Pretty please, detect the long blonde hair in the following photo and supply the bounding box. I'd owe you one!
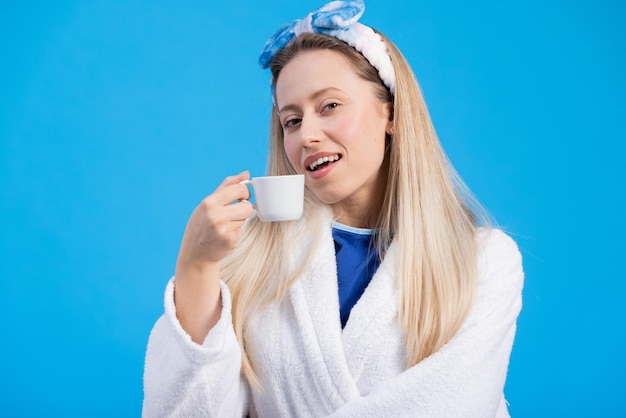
[220,32,488,387]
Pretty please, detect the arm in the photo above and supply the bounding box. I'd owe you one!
[331,230,524,418]
[143,280,250,417]
[174,171,253,342]
[143,172,255,417]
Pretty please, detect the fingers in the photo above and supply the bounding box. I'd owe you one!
[179,173,255,266]
[197,193,253,225]
[216,170,250,192]
[212,171,252,204]
[223,219,247,233]
[228,199,255,222]
[199,170,255,223]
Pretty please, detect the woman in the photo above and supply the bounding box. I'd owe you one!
[143,1,524,416]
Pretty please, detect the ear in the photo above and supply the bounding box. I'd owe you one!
[384,102,394,135]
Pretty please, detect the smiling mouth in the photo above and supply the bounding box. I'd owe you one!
[307,154,342,172]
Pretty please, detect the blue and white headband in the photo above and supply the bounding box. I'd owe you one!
[258,0,396,95]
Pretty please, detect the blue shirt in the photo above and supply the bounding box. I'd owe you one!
[332,222,381,328]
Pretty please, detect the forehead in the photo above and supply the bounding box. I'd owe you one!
[274,49,364,104]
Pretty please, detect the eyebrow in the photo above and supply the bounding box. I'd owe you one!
[277,87,343,115]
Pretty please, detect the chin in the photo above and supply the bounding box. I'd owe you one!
[310,190,344,206]
[306,180,351,206]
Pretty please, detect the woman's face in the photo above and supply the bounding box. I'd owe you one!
[275,49,393,227]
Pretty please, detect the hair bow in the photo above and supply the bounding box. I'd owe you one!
[258,0,395,95]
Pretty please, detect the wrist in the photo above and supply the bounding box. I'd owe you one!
[175,259,220,281]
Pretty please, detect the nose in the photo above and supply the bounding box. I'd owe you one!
[299,114,323,147]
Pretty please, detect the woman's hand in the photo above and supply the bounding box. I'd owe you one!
[173,171,254,343]
[176,171,254,273]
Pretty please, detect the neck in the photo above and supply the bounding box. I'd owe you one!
[332,208,378,229]
[332,159,389,229]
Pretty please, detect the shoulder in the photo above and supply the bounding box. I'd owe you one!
[476,228,521,258]
[475,228,524,293]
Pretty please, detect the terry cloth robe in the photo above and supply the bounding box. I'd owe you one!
[143,226,524,417]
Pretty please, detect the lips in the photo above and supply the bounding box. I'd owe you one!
[306,154,342,172]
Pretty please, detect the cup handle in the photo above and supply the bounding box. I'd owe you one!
[238,180,256,213]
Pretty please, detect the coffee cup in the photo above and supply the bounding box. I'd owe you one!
[240,174,305,222]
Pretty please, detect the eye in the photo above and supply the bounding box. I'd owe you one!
[322,102,339,112]
[282,117,301,128]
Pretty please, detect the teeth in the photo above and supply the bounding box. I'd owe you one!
[309,155,340,171]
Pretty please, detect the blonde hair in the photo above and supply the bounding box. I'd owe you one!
[220,32,489,387]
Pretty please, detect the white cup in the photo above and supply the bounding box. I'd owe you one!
[240,174,305,222]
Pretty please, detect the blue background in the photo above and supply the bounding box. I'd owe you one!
[1,1,624,416]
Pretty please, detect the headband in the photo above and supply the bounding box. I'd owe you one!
[258,0,396,95]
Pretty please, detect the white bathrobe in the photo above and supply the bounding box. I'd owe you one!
[143,226,524,417]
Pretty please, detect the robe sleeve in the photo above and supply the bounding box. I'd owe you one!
[142,278,250,417]
[329,229,524,418]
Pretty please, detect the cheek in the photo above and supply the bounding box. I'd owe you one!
[336,113,383,150]
[283,137,300,169]
[328,115,359,143]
